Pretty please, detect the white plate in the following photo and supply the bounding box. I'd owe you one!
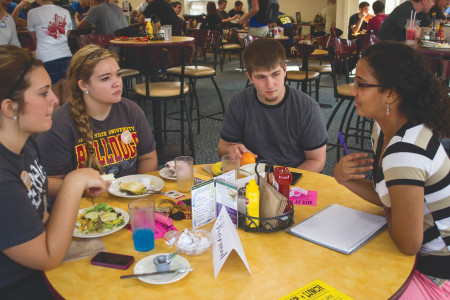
[108,175,164,198]
[73,207,129,238]
[424,45,450,52]
[239,163,266,176]
[159,167,176,180]
[134,254,191,285]
[421,40,440,47]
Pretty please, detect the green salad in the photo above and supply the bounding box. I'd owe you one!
[75,203,125,234]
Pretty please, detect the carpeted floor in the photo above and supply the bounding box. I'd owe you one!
[131,52,373,177]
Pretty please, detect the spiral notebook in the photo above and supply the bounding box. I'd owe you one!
[287,204,387,254]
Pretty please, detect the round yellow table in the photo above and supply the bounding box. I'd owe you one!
[46,166,414,299]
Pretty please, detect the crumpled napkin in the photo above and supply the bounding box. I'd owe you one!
[165,160,176,176]
[62,238,106,263]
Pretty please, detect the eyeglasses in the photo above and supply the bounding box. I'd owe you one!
[353,80,382,90]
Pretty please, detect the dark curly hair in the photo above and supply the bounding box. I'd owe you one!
[361,42,450,137]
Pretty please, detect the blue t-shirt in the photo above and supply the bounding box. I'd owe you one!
[70,1,89,15]
[7,2,26,20]
[248,0,266,28]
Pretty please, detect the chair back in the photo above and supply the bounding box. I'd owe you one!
[327,46,340,98]
[243,35,261,47]
[77,33,113,49]
[332,38,357,60]
[356,33,379,52]
[68,29,92,54]
[315,35,336,49]
[191,30,221,69]
[18,32,35,51]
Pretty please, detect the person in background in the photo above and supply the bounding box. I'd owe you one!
[217,0,239,28]
[238,0,269,37]
[377,0,433,42]
[275,11,293,43]
[218,38,327,172]
[348,1,371,39]
[228,0,243,18]
[27,0,72,106]
[171,1,184,21]
[428,0,447,20]
[36,45,157,203]
[70,0,89,21]
[75,0,128,37]
[0,0,28,27]
[139,0,179,26]
[200,1,222,31]
[0,45,109,300]
[311,0,336,38]
[0,4,20,46]
[132,0,149,19]
[322,0,336,35]
[334,42,449,300]
[367,1,387,34]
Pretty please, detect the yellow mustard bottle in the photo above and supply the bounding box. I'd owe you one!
[245,179,260,228]
[145,19,153,38]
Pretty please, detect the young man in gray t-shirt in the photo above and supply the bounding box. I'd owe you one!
[218,38,328,172]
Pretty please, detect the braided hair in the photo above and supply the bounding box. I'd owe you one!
[66,44,118,172]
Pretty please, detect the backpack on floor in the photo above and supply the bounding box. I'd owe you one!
[255,0,279,24]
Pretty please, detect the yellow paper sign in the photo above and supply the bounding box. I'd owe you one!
[279,280,353,300]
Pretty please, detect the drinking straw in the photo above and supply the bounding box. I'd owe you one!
[410,10,413,28]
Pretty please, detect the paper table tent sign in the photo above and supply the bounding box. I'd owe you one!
[211,208,251,278]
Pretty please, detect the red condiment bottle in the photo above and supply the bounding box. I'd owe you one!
[273,167,292,212]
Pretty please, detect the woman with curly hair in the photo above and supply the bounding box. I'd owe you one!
[37,45,157,206]
[0,45,109,299]
[334,41,449,299]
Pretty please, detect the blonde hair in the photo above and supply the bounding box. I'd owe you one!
[66,44,118,172]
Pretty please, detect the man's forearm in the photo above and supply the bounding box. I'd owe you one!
[296,158,325,173]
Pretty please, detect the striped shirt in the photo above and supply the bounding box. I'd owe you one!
[372,122,450,279]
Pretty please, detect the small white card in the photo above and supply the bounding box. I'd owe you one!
[211,207,251,279]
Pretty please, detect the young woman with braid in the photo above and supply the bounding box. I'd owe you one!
[37,45,157,205]
[334,42,450,299]
[0,45,109,299]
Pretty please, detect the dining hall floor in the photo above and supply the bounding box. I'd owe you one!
[129,52,372,177]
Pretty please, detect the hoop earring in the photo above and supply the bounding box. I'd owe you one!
[386,103,390,117]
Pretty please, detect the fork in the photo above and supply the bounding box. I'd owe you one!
[90,196,102,231]
[145,189,168,196]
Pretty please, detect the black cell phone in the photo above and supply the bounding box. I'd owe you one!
[291,172,303,185]
[91,252,134,270]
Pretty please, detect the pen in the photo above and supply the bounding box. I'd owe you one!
[338,131,349,155]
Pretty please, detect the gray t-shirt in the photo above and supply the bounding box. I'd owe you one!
[377,1,431,41]
[37,98,155,178]
[83,3,128,36]
[0,138,47,288]
[220,85,328,168]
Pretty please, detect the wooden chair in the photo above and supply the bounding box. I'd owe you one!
[133,45,195,161]
[166,30,224,134]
